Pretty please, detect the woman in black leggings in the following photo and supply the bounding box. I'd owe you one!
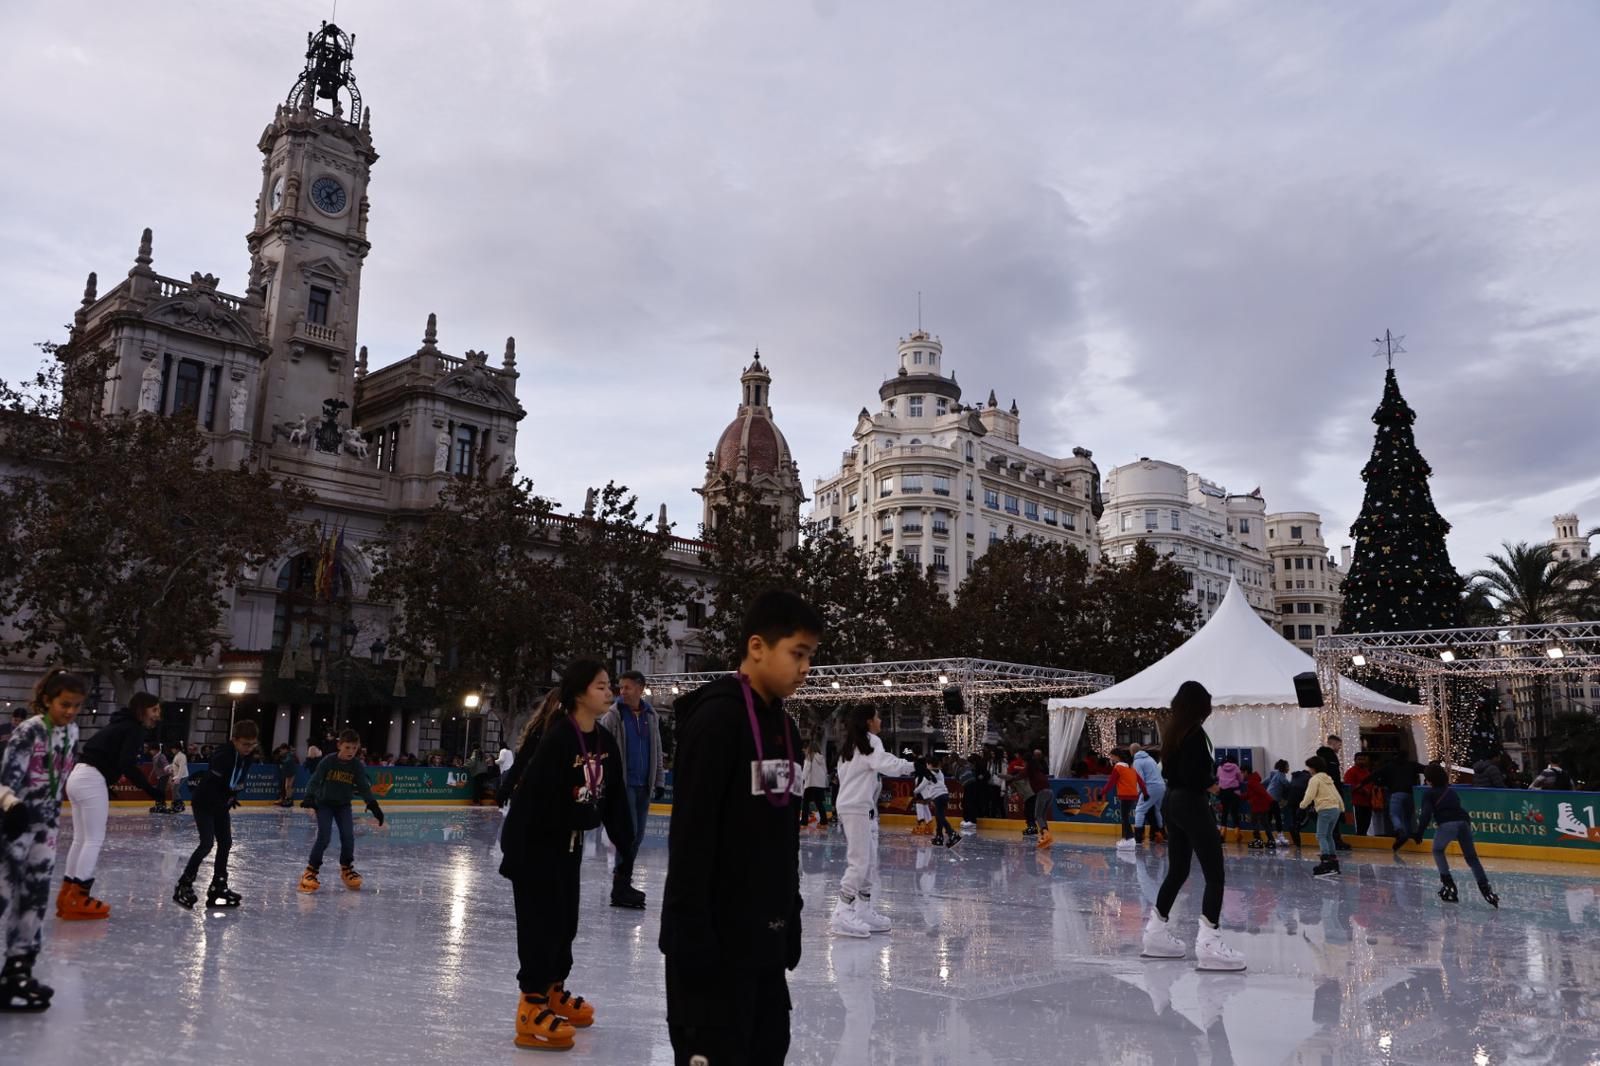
[1139,681,1246,971]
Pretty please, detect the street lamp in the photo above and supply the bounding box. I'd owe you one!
[462,692,482,759]
[226,678,248,732]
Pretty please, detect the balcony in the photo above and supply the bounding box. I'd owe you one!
[1004,506,1020,516]
[931,525,950,537]
[932,487,951,496]
[901,525,923,535]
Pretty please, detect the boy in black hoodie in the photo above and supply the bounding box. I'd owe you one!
[660,589,824,1066]
[173,720,259,909]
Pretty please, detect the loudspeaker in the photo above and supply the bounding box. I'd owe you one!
[1293,672,1324,709]
[941,686,965,716]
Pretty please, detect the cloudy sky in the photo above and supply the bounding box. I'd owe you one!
[3,1,1597,571]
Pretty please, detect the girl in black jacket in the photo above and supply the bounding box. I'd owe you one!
[499,660,634,1052]
[59,693,165,919]
[1141,681,1246,971]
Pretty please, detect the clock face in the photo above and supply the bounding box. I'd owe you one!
[310,176,347,216]
[270,176,284,211]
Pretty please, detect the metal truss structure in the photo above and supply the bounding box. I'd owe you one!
[645,658,1112,755]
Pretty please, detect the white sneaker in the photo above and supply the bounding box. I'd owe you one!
[854,898,892,933]
[961,821,976,830]
[829,900,871,938]
[1140,911,1187,959]
[1194,919,1246,971]
[1116,837,1136,851]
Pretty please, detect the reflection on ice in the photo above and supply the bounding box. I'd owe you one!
[8,808,1599,1065]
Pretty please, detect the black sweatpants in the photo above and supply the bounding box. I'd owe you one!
[182,801,232,883]
[666,958,790,1066]
[512,850,581,994]
[1155,788,1226,926]
[932,795,956,839]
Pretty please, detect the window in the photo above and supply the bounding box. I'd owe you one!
[936,398,949,416]
[1063,512,1076,530]
[966,551,974,570]
[1295,580,1306,590]
[1239,518,1250,534]
[932,548,947,571]
[1290,525,1303,539]
[902,475,923,493]
[1121,512,1134,532]
[913,351,922,365]
[684,653,711,673]
[879,477,894,497]
[1227,558,1234,573]
[172,359,205,416]
[1294,557,1305,570]
[1024,500,1039,520]
[902,514,923,533]
[1283,559,1292,572]
[881,515,895,535]
[1296,602,1311,614]
[1268,527,1275,538]
[1314,625,1326,636]
[1043,507,1057,526]
[1282,625,1296,640]
[965,441,975,462]
[848,492,859,512]
[932,514,949,535]
[988,525,999,545]
[903,546,920,566]
[1298,625,1313,641]
[201,364,222,429]
[685,602,707,630]
[307,286,331,326]
[1145,509,1158,531]
[966,475,974,500]
[909,396,924,417]
[932,475,951,496]
[1313,603,1324,614]
[1170,510,1181,531]
[1204,551,1212,567]
[453,423,477,475]
[1004,495,1020,515]
[984,489,1000,509]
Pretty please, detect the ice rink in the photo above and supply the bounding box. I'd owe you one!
[7,807,1599,1065]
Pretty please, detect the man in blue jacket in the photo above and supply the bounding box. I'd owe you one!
[599,670,662,910]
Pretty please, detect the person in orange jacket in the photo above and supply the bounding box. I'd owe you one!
[1107,748,1148,851]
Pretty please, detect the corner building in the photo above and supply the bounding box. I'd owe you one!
[810,331,1104,594]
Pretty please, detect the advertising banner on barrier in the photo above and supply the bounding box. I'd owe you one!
[879,777,1122,823]
[1422,787,1600,853]
[111,764,477,803]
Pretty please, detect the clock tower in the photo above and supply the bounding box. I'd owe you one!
[247,21,378,443]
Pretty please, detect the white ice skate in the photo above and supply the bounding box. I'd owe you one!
[854,898,892,933]
[1557,803,1589,841]
[1140,911,1187,959]
[829,899,871,938]
[1194,919,1246,972]
[1116,837,1136,851]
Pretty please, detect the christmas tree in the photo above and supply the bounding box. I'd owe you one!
[1465,689,1504,764]
[1337,367,1463,634]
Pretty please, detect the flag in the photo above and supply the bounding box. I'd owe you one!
[331,521,346,599]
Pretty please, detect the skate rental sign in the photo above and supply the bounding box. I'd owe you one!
[1416,787,1600,852]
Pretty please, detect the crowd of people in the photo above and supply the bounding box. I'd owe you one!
[0,585,1569,1062]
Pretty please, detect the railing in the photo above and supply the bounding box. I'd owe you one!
[435,353,465,373]
[154,274,246,312]
[301,321,339,343]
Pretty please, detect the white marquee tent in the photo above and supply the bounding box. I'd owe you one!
[1046,581,1427,775]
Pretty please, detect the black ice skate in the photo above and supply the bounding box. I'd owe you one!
[0,953,52,1012]
[173,877,198,910]
[1438,876,1459,903]
[1477,879,1499,908]
[207,877,242,908]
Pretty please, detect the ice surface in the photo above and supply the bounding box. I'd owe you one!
[6,809,1598,1065]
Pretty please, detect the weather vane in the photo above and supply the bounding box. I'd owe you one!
[1371,329,1406,369]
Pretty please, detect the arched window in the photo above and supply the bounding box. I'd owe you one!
[272,552,353,651]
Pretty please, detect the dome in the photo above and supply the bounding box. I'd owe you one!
[714,411,792,476]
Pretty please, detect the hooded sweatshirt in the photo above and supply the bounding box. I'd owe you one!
[835,733,915,814]
[1132,750,1165,798]
[658,674,804,975]
[913,768,949,801]
[1215,761,1243,792]
[79,707,164,802]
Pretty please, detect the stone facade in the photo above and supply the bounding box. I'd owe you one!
[810,331,1103,595]
[1264,511,1345,652]
[1098,459,1274,624]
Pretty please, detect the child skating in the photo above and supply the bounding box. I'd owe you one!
[499,660,636,1052]
[1107,748,1148,851]
[832,705,915,936]
[1301,756,1345,879]
[59,691,165,919]
[918,755,958,848]
[1415,764,1499,907]
[298,729,384,893]
[0,669,87,1012]
[173,720,259,910]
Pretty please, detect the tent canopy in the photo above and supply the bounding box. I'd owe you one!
[1045,581,1424,774]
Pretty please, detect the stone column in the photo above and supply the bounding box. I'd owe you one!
[405,714,421,756]
[271,704,292,749]
[386,713,403,759]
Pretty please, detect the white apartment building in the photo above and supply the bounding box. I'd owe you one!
[1265,512,1346,652]
[1097,459,1273,623]
[810,331,1103,593]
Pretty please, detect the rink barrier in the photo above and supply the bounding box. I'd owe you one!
[96,764,480,806]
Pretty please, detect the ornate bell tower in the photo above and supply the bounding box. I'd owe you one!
[247,22,379,445]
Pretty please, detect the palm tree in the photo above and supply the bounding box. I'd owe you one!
[1468,541,1599,764]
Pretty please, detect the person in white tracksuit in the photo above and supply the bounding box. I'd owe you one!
[831,706,914,938]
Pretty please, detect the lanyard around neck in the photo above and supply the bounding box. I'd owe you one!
[568,716,601,795]
[737,673,792,808]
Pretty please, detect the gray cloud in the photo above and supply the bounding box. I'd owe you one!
[2,0,1597,571]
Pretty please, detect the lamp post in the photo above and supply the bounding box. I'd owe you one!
[226,678,248,734]
[310,620,362,734]
[462,691,482,759]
